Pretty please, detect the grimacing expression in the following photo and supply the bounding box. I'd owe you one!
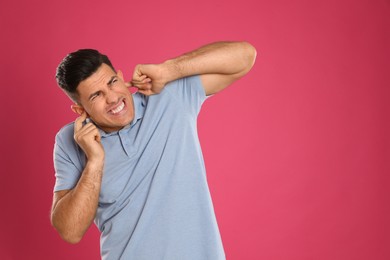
[72,64,135,133]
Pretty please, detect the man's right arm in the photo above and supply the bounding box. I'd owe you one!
[51,112,105,244]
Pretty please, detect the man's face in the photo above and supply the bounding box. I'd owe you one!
[73,63,135,133]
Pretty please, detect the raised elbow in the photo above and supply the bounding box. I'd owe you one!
[233,41,257,77]
[242,41,257,69]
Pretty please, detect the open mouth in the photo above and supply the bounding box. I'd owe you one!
[109,100,125,115]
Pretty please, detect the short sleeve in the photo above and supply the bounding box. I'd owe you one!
[164,75,209,116]
[53,124,84,192]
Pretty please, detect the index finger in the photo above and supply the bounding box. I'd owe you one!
[74,111,87,132]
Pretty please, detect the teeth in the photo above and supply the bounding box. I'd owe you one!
[110,101,125,114]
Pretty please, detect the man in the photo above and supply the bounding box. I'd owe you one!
[51,41,256,259]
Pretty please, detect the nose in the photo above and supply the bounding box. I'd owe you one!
[105,89,118,104]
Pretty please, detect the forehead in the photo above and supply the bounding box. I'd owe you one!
[77,64,116,97]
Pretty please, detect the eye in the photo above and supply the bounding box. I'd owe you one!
[108,77,118,88]
[90,92,101,101]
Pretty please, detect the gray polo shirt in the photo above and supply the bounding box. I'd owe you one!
[53,76,225,260]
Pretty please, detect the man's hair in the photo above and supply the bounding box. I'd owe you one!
[56,49,115,102]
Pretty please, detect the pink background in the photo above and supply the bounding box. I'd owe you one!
[1,0,389,259]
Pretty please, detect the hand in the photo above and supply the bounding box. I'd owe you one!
[74,112,104,162]
[127,64,168,96]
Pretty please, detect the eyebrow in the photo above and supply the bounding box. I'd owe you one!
[87,76,117,101]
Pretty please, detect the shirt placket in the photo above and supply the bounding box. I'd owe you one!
[119,128,133,157]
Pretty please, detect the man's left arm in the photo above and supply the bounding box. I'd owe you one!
[129,41,257,96]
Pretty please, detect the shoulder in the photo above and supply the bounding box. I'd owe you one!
[163,75,207,116]
[56,122,75,141]
[54,122,77,152]
[164,75,203,92]
[54,121,85,166]
[160,75,206,104]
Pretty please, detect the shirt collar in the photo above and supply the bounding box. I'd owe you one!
[129,92,146,127]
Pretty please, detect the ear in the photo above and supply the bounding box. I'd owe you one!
[71,103,85,115]
[117,69,124,80]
